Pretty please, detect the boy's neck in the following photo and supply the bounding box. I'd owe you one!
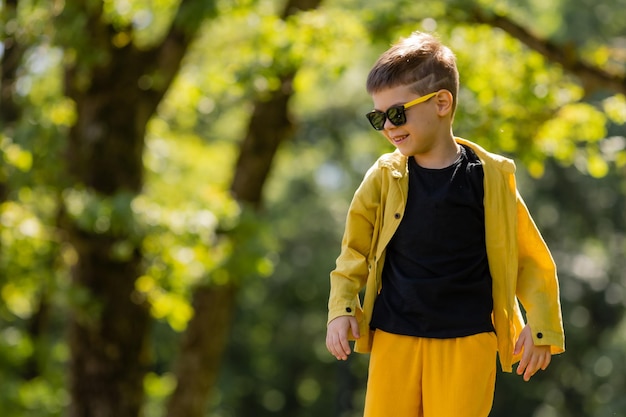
[412,134,460,169]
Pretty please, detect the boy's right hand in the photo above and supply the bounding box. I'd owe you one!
[326,315,360,361]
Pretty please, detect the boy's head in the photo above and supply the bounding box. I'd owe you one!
[366,32,459,116]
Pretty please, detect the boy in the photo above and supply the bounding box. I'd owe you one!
[326,31,565,417]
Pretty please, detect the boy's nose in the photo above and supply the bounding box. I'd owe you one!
[383,117,397,130]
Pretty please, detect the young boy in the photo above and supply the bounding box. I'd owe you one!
[326,31,565,417]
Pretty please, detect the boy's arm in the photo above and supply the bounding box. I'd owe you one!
[327,167,381,324]
[515,193,565,355]
[327,165,382,362]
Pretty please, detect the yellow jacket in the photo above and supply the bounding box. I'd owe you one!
[328,138,565,372]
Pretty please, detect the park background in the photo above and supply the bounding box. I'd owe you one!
[1,0,625,416]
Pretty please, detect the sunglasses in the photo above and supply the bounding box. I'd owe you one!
[365,91,438,131]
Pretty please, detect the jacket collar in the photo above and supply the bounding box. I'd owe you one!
[376,137,516,177]
[456,137,516,174]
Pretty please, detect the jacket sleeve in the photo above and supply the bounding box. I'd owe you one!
[515,192,565,354]
[327,164,382,326]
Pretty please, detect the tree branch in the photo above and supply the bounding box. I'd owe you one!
[138,0,218,108]
[469,8,626,96]
[230,0,324,205]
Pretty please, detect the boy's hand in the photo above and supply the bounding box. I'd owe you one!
[514,324,552,382]
[326,315,359,361]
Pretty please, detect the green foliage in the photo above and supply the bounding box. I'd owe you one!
[603,94,626,125]
[101,0,181,45]
[139,130,237,330]
[1,136,32,177]
[1,0,626,416]
[448,24,582,176]
[1,3,70,410]
[537,103,609,177]
[0,193,68,416]
[63,188,140,238]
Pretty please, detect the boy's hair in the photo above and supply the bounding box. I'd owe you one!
[366,31,459,115]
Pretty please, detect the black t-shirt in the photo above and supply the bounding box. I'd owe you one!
[370,145,494,338]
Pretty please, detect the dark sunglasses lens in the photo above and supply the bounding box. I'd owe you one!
[387,106,406,126]
[367,111,387,130]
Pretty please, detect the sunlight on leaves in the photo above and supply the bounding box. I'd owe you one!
[152,293,194,331]
[450,24,585,165]
[37,88,73,132]
[2,140,33,172]
[18,377,68,413]
[136,275,194,331]
[144,372,176,399]
[1,283,35,318]
[585,151,610,178]
[62,188,139,237]
[102,0,180,46]
[602,94,626,125]
[537,103,607,163]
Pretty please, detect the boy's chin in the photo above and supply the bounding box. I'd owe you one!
[396,148,414,157]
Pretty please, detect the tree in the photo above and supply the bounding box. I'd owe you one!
[53,0,218,415]
[164,1,324,416]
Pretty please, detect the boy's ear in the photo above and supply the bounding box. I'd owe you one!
[435,90,454,116]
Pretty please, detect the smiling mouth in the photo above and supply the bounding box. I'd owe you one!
[391,135,408,143]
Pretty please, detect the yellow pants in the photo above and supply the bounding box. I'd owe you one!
[364,330,497,417]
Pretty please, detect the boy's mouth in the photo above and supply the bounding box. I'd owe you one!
[391,134,408,144]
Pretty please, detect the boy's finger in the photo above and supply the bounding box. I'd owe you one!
[326,331,346,360]
[340,334,352,356]
[350,317,360,339]
[513,337,523,355]
[524,367,535,381]
[524,355,540,381]
[516,353,529,375]
[332,341,347,360]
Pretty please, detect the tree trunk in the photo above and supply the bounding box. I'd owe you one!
[66,234,150,417]
[165,285,237,417]
[230,74,295,206]
[165,1,323,416]
[0,0,25,202]
[164,74,295,417]
[58,1,215,415]
[63,58,156,415]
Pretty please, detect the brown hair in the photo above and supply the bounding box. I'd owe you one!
[366,32,459,114]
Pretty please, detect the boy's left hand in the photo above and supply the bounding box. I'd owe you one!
[514,324,551,382]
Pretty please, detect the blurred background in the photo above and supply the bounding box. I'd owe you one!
[1,0,625,416]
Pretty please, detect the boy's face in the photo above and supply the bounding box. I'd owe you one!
[370,85,452,158]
